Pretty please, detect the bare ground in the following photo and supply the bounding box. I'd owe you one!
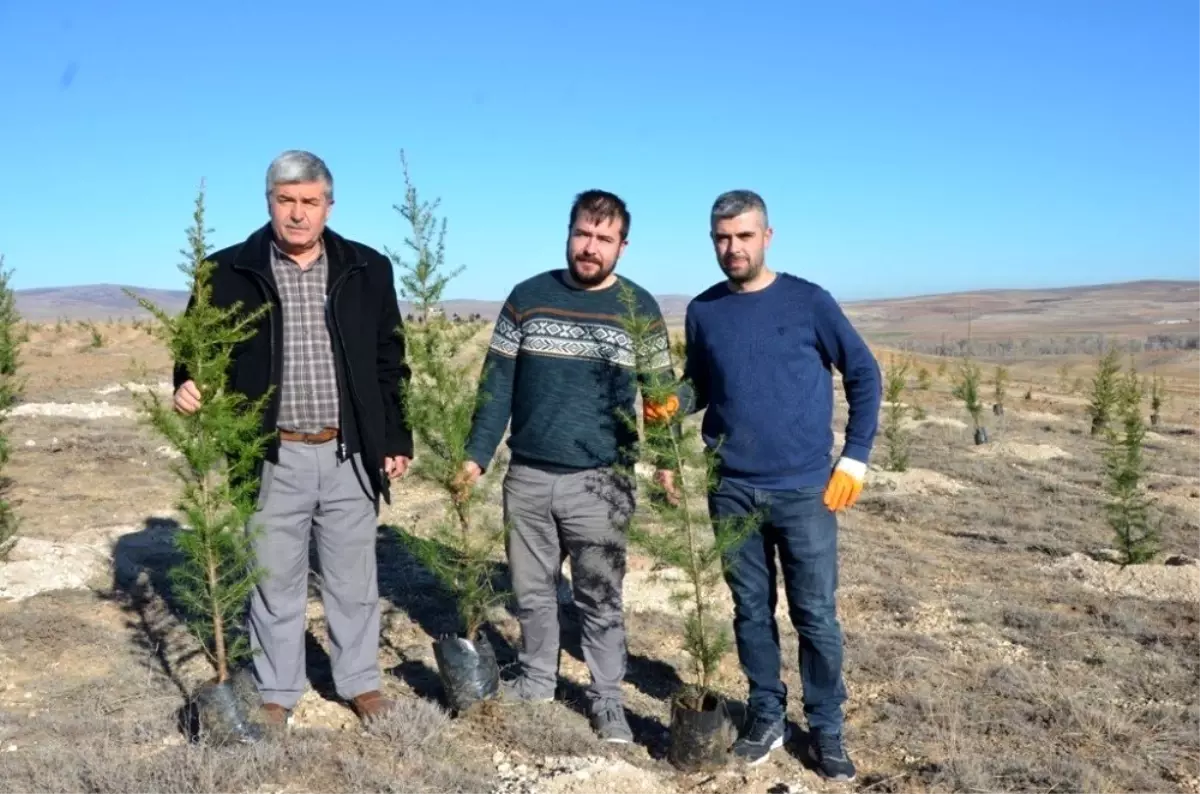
[1,322,1198,793]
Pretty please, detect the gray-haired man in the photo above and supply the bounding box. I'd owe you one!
[172,150,413,727]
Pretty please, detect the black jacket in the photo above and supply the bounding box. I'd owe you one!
[172,223,413,504]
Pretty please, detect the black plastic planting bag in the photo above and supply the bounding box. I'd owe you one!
[194,676,265,746]
[667,690,734,773]
[433,634,500,714]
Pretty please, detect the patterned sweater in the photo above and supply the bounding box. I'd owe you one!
[465,270,676,472]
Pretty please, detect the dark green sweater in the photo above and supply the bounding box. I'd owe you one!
[465,270,676,472]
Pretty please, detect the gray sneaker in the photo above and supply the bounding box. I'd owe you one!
[732,714,789,766]
[589,700,633,744]
[498,676,555,704]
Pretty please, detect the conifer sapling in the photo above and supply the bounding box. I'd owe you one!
[952,355,986,443]
[615,285,755,707]
[992,364,1008,416]
[0,257,22,561]
[1088,346,1122,436]
[388,152,505,643]
[1103,360,1159,565]
[882,354,911,472]
[125,185,273,683]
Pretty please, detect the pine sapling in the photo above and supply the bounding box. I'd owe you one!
[1103,362,1159,565]
[0,257,22,561]
[992,364,1009,416]
[615,284,756,768]
[882,354,911,472]
[388,152,505,646]
[1088,346,1122,436]
[952,356,986,443]
[124,185,273,684]
[916,366,932,391]
[1148,373,1165,427]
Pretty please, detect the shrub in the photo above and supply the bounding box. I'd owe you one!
[124,185,273,682]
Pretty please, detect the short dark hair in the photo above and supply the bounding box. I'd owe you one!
[570,189,630,241]
[711,189,768,227]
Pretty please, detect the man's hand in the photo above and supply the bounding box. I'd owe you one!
[384,455,411,479]
[453,460,482,501]
[173,380,202,414]
[823,457,866,512]
[654,468,680,506]
[643,394,680,424]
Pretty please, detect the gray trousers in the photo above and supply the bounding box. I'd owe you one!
[246,440,380,709]
[502,461,634,705]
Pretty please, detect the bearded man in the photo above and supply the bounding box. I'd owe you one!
[457,190,682,744]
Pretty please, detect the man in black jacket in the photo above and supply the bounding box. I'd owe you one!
[172,150,412,728]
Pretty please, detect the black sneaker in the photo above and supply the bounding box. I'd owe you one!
[732,714,789,766]
[807,729,857,782]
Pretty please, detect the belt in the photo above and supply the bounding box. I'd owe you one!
[278,427,338,444]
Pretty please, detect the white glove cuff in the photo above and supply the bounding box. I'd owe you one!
[835,456,867,481]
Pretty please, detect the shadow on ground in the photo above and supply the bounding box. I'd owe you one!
[378,523,678,756]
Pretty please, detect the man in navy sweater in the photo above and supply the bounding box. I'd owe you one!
[657,190,881,778]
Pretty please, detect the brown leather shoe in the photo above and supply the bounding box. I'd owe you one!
[349,690,396,723]
[256,703,289,727]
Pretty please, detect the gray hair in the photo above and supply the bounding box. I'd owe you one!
[266,150,334,200]
[711,189,768,227]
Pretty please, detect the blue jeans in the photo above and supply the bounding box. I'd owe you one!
[709,477,847,733]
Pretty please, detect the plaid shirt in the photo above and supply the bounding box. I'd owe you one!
[270,242,340,433]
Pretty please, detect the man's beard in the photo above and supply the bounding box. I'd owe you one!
[720,253,763,284]
[568,253,615,286]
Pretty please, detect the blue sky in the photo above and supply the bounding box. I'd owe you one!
[0,0,1196,302]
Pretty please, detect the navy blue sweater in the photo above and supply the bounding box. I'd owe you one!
[683,273,882,489]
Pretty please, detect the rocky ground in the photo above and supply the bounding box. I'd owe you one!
[1,321,1198,793]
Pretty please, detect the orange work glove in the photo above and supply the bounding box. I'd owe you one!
[643,394,680,424]
[823,457,867,512]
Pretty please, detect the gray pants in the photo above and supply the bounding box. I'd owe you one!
[502,462,634,705]
[246,440,380,709]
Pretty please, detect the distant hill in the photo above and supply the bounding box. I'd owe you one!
[13,283,694,324]
[14,280,1198,345]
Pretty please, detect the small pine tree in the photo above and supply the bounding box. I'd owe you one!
[1103,362,1158,565]
[1148,372,1165,427]
[0,258,22,560]
[1088,346,1122,436]
[952,356,985,439]
[124,185,273,683]
[916,366,932,391]
[992,364,1009,415]
[389,152,505,643]
[1058,363,1072,392]
[936,360,947,378]
[882,354,911,472]
[615,284,755,708]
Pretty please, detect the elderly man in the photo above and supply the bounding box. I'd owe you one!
[661,190,881,778]
[172,150,412,727]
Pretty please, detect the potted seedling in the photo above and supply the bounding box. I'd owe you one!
[952,355,988,444]
[389,153,505,713]
[126,185,273,744]
[616,285,756,772]
[992,365,1008,416]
